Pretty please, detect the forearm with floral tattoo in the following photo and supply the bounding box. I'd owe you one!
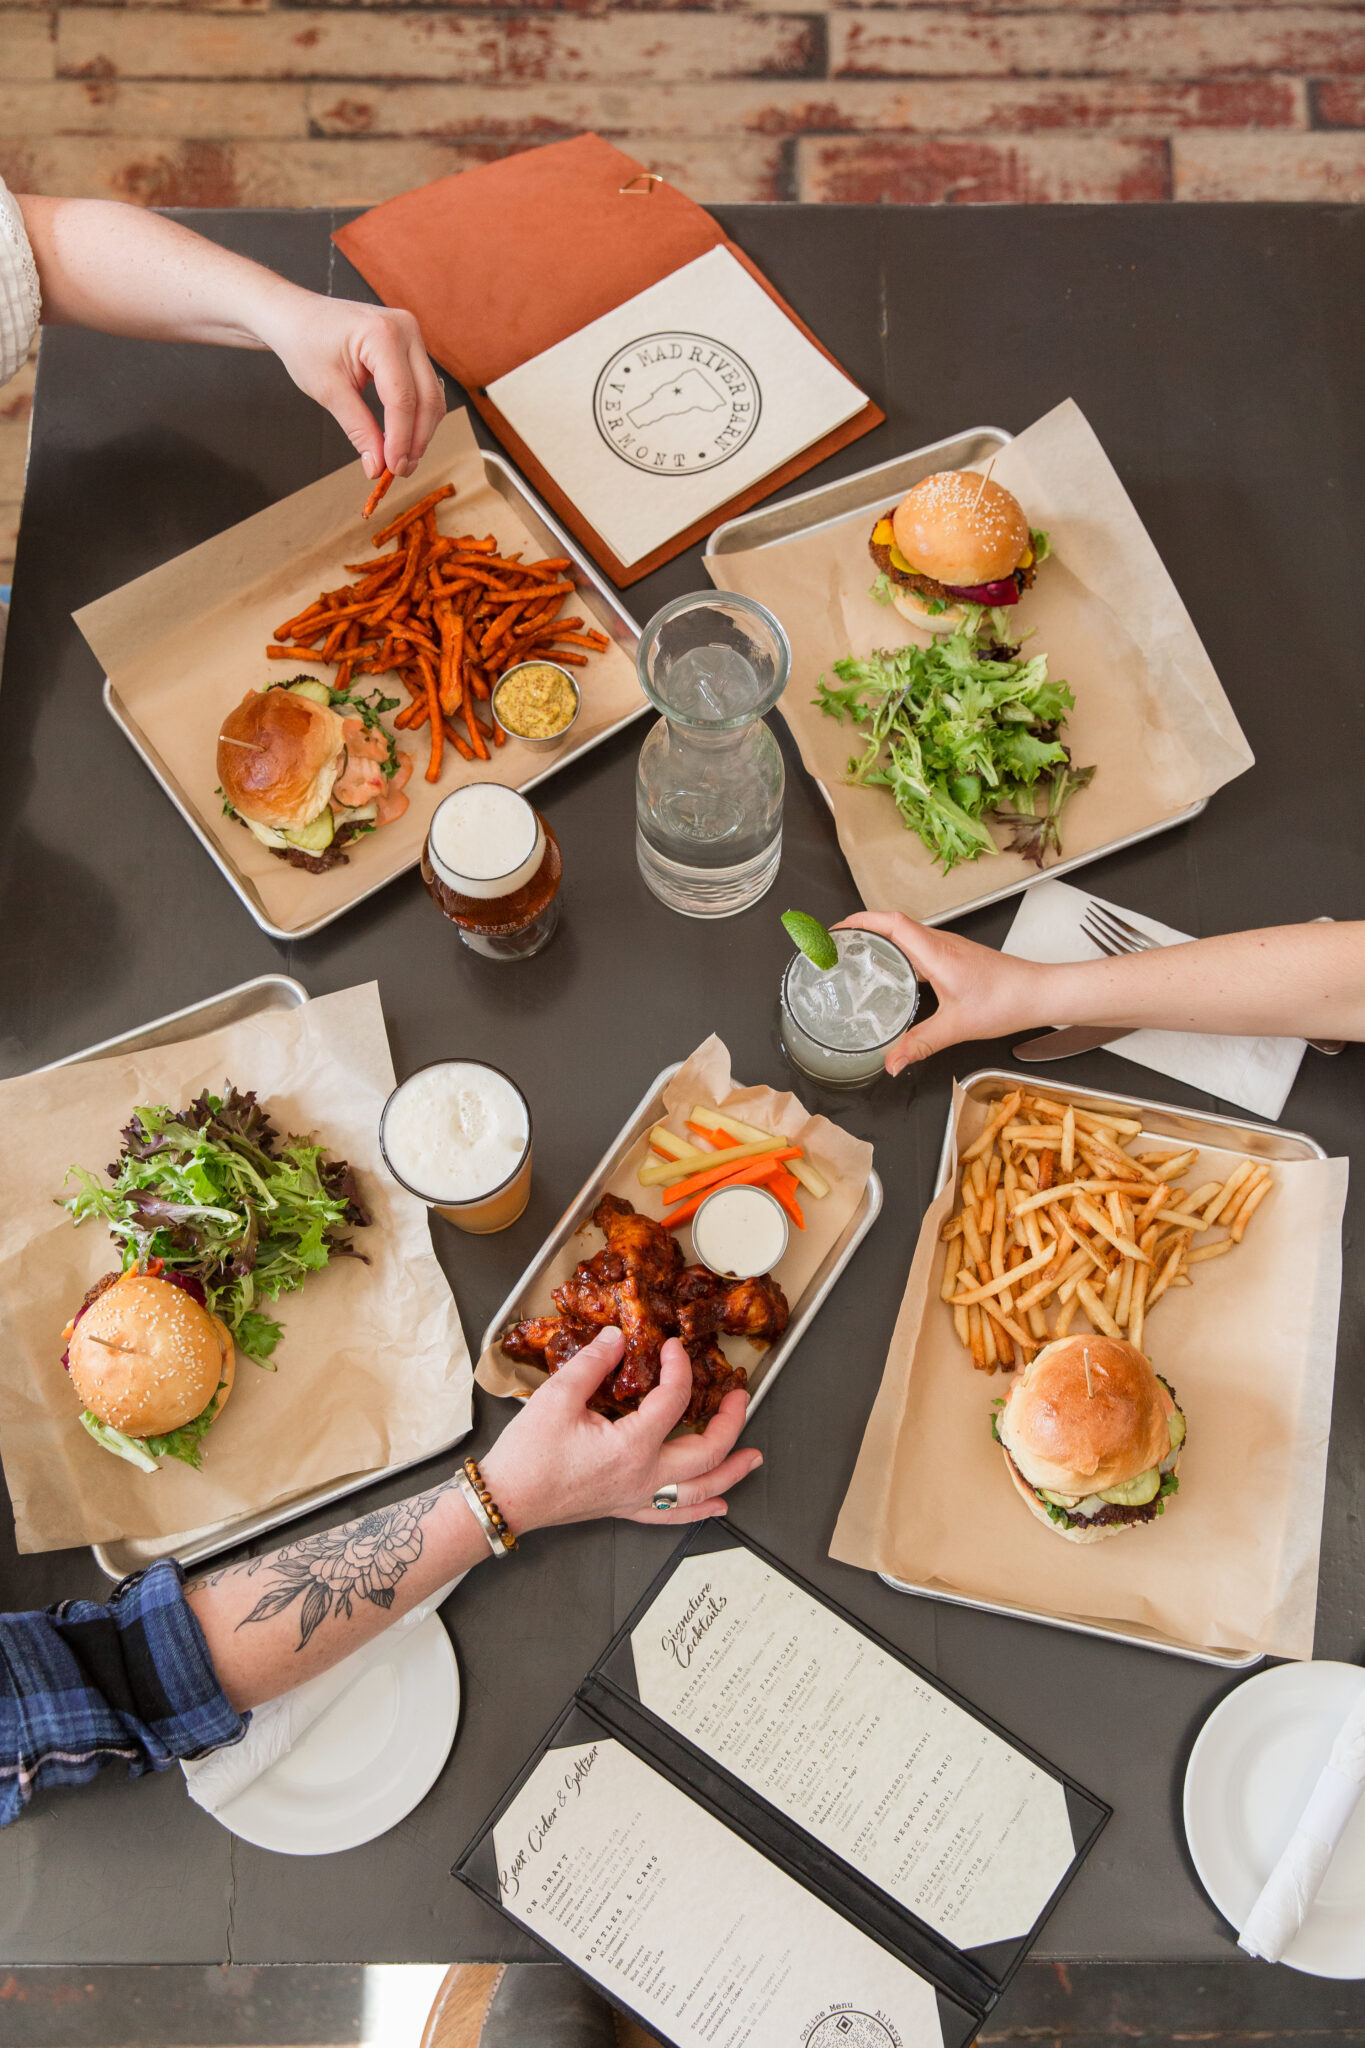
[184,1477,491,1712]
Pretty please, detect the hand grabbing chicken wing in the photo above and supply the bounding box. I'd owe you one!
[500,1195,787,1424]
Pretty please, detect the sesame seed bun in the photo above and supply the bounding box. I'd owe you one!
[998,1336,1173,1499]
[68,1272,234,1438]
[217,687,346,833]
[892,471,1031,589]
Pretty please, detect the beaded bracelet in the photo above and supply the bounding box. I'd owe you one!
[456,1455,518,1558]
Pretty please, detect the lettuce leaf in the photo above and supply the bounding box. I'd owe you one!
[814,627,1094,872]
[63,1086,369,1377]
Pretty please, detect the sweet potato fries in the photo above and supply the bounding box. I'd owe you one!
[268,481,611,781]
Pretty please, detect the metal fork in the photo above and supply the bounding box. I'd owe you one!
[1080,904,1343,1055]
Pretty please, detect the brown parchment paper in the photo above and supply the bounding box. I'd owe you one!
[0,984,472,1554]
[705,398,1255,920]
[830,1082,1348,1662]
[72,409,642,937]
[476,1034,874,1409]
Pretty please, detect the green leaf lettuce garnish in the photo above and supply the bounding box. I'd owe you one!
[814,627,1094,874]
[63,1085,369,1367]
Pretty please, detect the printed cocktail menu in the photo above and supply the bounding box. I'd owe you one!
[456,1525,1107,2047]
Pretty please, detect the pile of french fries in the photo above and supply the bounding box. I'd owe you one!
[639,1107,829,1232]
[940,1087,1275,1372]
[267,481,610,781]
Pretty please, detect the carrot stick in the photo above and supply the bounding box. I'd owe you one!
[661,1148,799,1206]
[686,1122,740,1149]
[666,1158,787,1226]
[362,467,394,520]
[769,1168,806,1231]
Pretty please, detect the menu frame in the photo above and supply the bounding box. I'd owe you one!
[454,1521,1108,2045]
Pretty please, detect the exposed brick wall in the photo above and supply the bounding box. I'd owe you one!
[1,0,1363,215]
[2,0,1363,577]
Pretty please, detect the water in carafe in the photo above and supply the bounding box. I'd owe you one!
[635,595,790,919]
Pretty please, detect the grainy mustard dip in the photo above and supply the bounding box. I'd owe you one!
[494,663,578,740]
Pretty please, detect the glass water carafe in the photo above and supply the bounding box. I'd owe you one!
[634,592,791,918]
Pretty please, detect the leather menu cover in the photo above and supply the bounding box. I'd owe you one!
[333,134,884,585]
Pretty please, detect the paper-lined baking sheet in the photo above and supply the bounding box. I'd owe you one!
[0,983,471,1553]
[705,398,1255,921]
[830,1078,1347,1663]
[475,1034,873,1406]
[74,409,642,938]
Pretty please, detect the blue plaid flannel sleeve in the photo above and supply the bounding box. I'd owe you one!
[0,1556,247,1825]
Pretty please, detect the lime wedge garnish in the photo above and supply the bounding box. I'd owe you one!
[781,910,838,971]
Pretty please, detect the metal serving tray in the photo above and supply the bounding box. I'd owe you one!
[102,449,644,945]
[708,427,1209,930]
[880,1066,1328,1669]
[45,974,472,1580]
[481,1064,883,1426]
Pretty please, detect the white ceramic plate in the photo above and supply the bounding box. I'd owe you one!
[214,1613,460,1856]
[1184,1661,1365,1978]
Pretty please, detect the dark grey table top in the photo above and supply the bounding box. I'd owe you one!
[0,203,1361,1968]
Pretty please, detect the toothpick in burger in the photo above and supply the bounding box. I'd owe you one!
[992,1336,1185,1542]
[61,1267,236,1473]
[869,470,1050,634]
[217,678,412,875]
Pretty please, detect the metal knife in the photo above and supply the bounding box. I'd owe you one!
[1014,1023,1344,1061]
[1012,1024,1135,1062]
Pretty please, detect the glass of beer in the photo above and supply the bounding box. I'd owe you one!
[380,1060,533,1234]
[420,783,562,960]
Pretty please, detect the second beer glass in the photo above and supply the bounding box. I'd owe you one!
[421,783,561,960]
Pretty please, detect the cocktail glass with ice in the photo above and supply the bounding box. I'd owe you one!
[780,929,919,1087]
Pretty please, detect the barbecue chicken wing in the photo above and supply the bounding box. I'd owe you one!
[499,1194,788,1424]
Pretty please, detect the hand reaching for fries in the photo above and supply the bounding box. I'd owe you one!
[940,1086,1275,1372]
[835,912,1365,1074]
[254,294,446,485]
[11,195,446,482]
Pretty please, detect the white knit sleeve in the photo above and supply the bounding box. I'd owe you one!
[0,176,41,389]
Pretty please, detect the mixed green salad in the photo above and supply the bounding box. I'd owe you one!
[64,1084,369,1380]
[814,625,1094,874]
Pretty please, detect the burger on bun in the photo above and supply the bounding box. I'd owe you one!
[217,678,412,874]
[993,1335,1185,1544]
[869,470,1049,633]
[62,1268,235,1473]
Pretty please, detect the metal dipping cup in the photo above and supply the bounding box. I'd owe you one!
[491,661,582,750]
[691,1182,790,1279]
[379,1060,533,1234]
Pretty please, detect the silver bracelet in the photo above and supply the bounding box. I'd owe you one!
[455,1467,515,1559]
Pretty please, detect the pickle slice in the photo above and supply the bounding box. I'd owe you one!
[283,808,336,852]
[287,678,333,708]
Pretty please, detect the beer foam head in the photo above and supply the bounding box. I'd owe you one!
[428,784,544,900]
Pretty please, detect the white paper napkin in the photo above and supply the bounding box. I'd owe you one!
[182,1575,465,1816]
[1238,1678,1365,1962]
[1002,881,1307,1120]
